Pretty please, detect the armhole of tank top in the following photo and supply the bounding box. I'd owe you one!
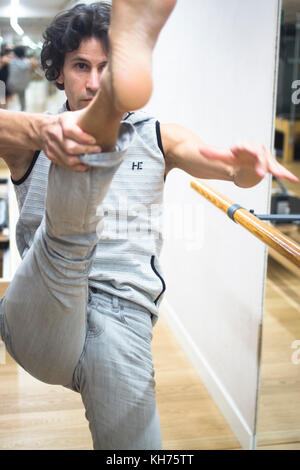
[155,121,166,183]
[123,112,134,121]
[11,150,41,186]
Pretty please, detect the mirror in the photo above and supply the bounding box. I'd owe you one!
[256,0,300,450]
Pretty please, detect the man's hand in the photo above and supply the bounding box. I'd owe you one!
[198,142,299,188]
[40,109,102,172]
[29,57,39,71]
[1,55,12,66]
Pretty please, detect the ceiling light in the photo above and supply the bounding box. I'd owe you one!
[22,35,37,50]
[10,0,24,36]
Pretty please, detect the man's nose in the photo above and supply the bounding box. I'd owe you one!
[86,69,101,92]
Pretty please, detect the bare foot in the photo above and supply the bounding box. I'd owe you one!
[109,0,177,112]
[78,0,176,149]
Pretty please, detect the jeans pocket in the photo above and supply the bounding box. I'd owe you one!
[122,307,153,342]
[66,304,105,393]
[86,303,105,338]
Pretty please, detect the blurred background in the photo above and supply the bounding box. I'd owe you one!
[0,0,80,113]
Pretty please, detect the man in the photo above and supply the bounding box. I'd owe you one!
[0,1,298,450]
[6,45,38,111]
[0,46,14,109]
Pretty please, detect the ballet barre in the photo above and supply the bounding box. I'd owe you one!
[191,180,300,269]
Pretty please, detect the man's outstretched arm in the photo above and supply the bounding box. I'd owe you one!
[0,109,102,179]
[0,109,51,150]
[161,123,299,187]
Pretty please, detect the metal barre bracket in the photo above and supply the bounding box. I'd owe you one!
[251,213,300,223]
[228,205,300,224]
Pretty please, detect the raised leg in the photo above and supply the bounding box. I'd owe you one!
[0,147,126,386]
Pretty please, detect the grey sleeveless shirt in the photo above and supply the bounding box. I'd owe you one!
[12,103,166,319]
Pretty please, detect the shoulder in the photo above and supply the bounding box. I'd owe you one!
[124,117,184,175]
[159,123,186,173]
[160,123,190,148]
[123,110,156,126]
[124,110,163,152]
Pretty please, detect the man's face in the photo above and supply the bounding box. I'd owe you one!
[56,37,108,111]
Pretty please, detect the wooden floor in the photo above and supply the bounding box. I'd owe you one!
[0,161,299,450]
[0,253,299,450]
[256,258,300,450]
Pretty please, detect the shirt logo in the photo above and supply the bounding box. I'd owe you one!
[132,161,144,171]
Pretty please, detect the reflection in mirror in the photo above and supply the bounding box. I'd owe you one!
[256,0,300,450]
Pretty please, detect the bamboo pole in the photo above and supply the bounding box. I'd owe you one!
[191,180,300,269]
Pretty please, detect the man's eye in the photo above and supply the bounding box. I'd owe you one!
[76,63,87,70]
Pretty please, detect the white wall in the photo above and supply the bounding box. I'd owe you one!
[145,0,281,449]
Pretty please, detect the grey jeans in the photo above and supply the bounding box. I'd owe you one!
[0,123,162,450]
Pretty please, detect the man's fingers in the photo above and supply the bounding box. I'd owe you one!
[260,146,299,182]
[272,161,299,182]
[54,139,101,158]
[59,112,97,145]
[65,156,86,166]
[71,163,91,172]
[200,141,300,183]
[62,155,92,171]
[231,145,261,167]
[254,162,266,178]
[65,143,101,156]
[64,126,97,145]
[46,148,91,170]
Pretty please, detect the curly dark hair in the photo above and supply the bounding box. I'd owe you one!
[41,2,111,90]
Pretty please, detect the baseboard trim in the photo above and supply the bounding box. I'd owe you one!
[159,298,255,450]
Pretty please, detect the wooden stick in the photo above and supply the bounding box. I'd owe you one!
[191,179,300,269]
